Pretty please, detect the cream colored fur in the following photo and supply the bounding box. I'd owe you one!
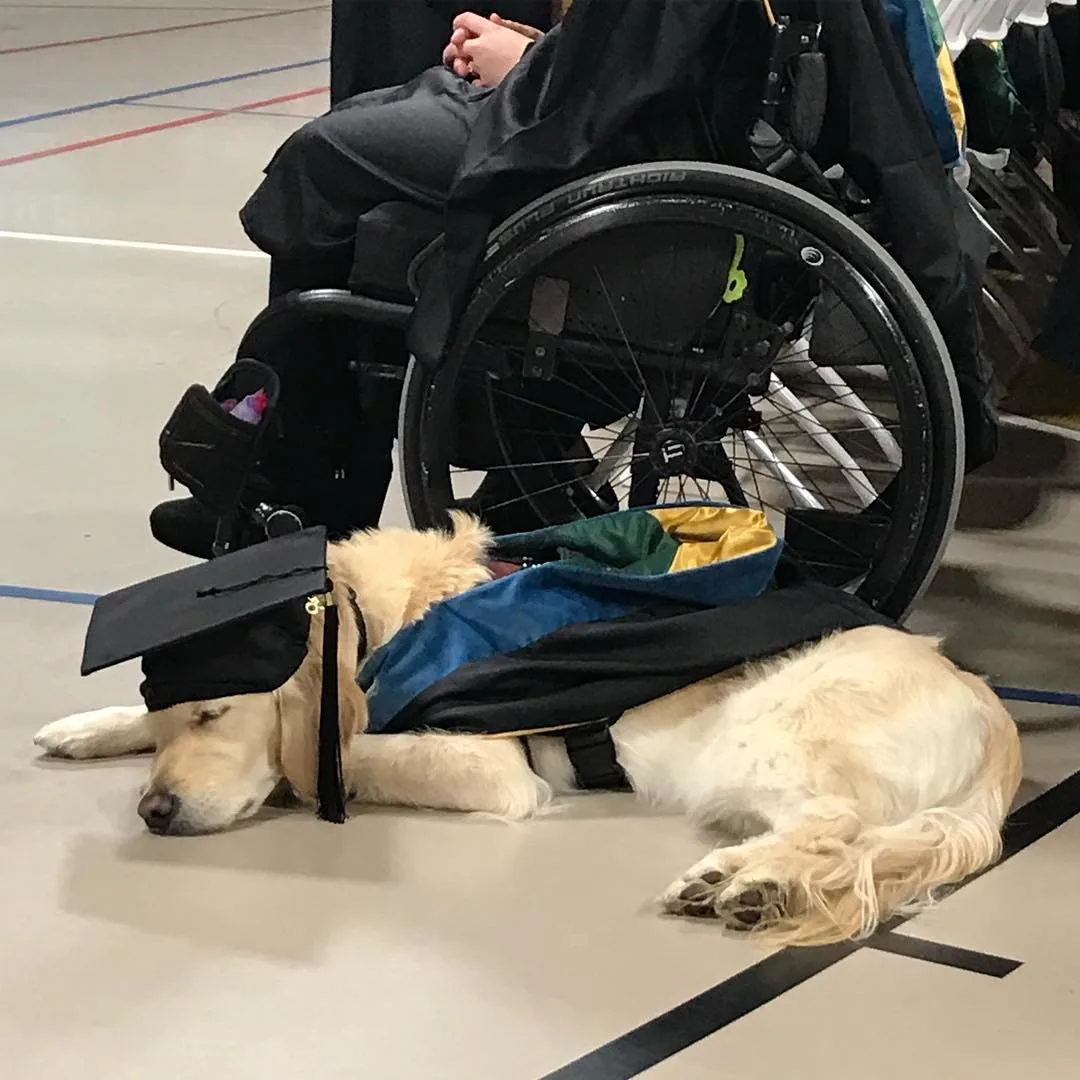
[34,513,1022,946]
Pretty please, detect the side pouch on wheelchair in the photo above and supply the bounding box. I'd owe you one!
[159,359,280,516]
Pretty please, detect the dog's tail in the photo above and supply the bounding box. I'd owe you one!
[749,676,1022,947]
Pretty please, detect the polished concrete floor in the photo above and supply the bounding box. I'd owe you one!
[3,4,1080,1078]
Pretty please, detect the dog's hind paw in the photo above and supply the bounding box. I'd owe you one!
[33,706,152,759]
[661,862,789,934]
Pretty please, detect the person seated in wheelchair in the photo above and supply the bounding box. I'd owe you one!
[153,5,561,558]
[153,0,995,625]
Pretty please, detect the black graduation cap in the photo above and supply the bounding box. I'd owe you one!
[81,527,347,823]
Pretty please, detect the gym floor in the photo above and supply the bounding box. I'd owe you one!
[2,4,1080,1078]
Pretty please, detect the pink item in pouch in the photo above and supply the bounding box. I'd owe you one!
[225,389,268,425]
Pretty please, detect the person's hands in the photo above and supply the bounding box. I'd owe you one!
[489,12,543,40]
[442,12,534,87]
[442,24,475,78]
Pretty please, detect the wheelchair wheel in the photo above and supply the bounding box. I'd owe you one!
[401,164,964,619]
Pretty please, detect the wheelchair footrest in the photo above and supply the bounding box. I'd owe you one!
[159,359,279,517]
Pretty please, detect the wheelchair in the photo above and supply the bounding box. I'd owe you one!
[162,159,966,622]
[157,9,986,624]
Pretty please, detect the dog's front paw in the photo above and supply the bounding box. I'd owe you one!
[34,706,151,759]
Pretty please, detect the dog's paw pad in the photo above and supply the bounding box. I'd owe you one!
[679,882,712,902]
[734,889,763,906]
[663,868,789,932]
[715,880,788,934]
[662,865,731,919]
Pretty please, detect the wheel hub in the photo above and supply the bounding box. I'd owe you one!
[649,425,699,478]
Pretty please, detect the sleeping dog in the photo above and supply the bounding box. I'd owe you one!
[34,514,1021,946]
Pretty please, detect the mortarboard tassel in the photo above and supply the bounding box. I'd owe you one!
[314,591,348,823]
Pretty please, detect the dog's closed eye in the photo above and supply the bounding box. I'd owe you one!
[193,706,231,727]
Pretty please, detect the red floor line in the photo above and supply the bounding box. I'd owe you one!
[0,4,328,56]
[0,87,327,168]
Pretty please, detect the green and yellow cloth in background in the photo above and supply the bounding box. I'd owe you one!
[884,0,966,166]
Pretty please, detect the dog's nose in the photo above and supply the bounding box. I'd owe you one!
[138,791,180,834]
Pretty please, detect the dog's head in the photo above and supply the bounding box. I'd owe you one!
[135,513,494,835]
[138,693,284,835]
[138,662,369,835]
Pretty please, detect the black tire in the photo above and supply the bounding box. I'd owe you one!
[401,163,964,619]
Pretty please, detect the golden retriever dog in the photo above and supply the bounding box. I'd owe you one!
[34,514,1022,946]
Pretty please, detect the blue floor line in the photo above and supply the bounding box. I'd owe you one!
[0,584,98,606]
[0,56,328,129]
[993,685,1080,709]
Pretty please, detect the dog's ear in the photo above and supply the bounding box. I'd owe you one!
[276,652,366,802]
[325,513,495,651]
[276,667,319,802]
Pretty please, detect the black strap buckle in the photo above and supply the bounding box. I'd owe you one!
[562,722,631,792]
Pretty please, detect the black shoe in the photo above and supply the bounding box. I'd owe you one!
[149,497,219,559]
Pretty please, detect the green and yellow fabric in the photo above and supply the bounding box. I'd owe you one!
[497,505,777,576]
[883,0,966,166]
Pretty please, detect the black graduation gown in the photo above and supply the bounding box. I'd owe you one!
[408,0,998,469]
[242,67,491,274]
[248,1,557,268]
[375,579,896,738]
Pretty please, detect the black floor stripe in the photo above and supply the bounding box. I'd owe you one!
[538,943,859,1080]
[538,768,1080,1080]
[999,770,1080,859]
[866,933,1021,977]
